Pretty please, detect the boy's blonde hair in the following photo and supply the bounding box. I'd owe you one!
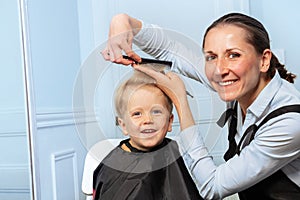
[114,64,173,119]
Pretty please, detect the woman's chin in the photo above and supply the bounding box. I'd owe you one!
[219,93,236,102]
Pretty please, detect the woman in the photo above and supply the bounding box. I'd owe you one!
[102,13,300,199]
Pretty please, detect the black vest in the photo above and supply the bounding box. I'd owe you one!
[221,104,300,200]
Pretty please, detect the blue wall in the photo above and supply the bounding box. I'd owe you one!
[1,0,300,199]
[0,0,31,199]
[250,0,300,89]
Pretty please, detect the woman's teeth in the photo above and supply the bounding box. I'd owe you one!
[219,80,235,86]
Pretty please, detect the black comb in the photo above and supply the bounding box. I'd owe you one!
[123,55,172,67]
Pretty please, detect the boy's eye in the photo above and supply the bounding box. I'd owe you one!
[132,112,142,117]
[152,109,163,115]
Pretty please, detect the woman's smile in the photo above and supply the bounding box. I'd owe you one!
[218,79,238,86]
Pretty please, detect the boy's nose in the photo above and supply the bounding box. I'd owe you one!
[143,113,154,124]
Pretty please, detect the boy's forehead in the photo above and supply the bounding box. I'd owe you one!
[128,84,163,99]
[127,86,170,109]
[118,83,172,116]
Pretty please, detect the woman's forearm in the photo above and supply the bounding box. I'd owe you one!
[175,96,195,130]
[110,13,142,36]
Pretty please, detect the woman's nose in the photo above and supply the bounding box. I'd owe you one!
[215,58,229,75]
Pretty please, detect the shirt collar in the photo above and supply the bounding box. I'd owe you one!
[247,71,282,118]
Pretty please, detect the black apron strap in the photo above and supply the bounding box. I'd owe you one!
[221,103,238,161]
[238,104,300,152]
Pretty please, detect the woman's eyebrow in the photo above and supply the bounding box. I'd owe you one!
[203,50,214,54]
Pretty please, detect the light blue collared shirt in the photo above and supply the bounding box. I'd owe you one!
[134,22,300,199]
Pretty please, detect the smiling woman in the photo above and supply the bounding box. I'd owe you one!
[102,12,300,199]
[203,24,272,112]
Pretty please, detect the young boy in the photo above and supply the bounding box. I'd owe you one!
[92,65,202,200]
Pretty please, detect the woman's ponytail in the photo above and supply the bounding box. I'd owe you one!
[268,53,296,83]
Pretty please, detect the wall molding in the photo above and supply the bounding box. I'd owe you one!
[51,149,79,200]
[0,188,30,193]
[0,107,26,133]
[0,131,26,137]
[0,164,30,189]
[35,108,97,129]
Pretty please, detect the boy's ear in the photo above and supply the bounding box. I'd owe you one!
[117,117,129,136]
[167,114,174,132]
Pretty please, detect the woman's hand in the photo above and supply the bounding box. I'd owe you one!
[133,64,195,130]
[101,14,142,65]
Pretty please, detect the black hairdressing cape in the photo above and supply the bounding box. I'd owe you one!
[93,138,202,200]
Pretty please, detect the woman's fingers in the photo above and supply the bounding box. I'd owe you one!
[101,32,141,65]
[101,48,111,61]
[101,14,142,65]
[133,64,187,100]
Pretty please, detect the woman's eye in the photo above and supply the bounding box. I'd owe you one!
[228,53,240,59]
[205,55,216,61]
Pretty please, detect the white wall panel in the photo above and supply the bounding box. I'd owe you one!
[51,150,79,200]
[22,0,88,199]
